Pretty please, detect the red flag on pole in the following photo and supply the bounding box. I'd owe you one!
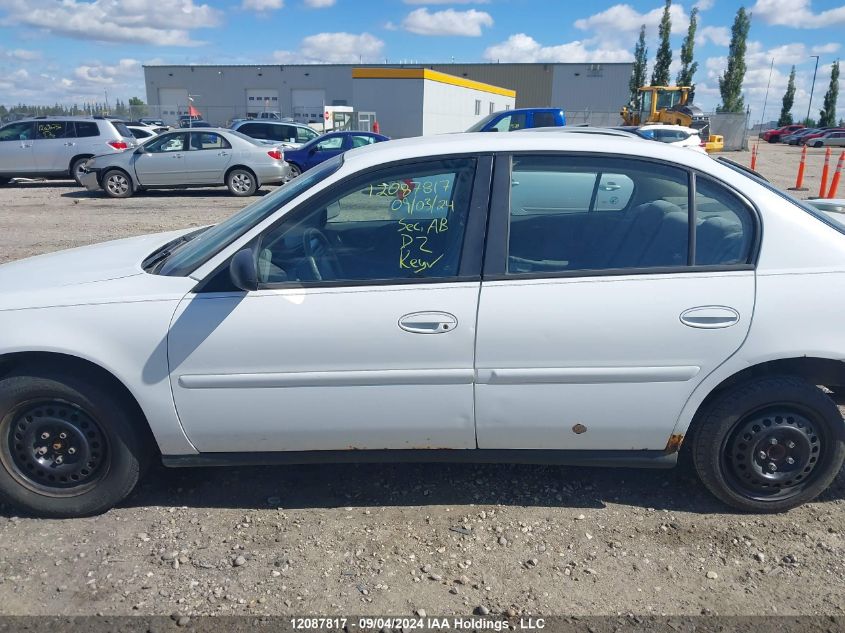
[188,104,201,117]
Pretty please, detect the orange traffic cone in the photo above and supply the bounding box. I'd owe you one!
[819,147,832,198]
[827,151,844,199]
[750,143,758,171]
[788,145,808,191]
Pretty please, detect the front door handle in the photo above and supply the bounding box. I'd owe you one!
[21,143,32,149]
[218,151,229,156]
[172,154,183,158]
[398,311,458,334]
[680,306,740,329]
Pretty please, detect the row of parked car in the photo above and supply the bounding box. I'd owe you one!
[0,115,390,198]
[760,124,845,147]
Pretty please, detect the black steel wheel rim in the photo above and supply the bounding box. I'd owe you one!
[721,406,825,502]
[1,400,109,496]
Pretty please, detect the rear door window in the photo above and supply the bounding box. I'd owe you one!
[532,112,556,127]
[111,121,132,138]
[297,126,318,143]
[35,121,70,139]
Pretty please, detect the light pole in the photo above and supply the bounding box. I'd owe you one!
[806,55,820,126]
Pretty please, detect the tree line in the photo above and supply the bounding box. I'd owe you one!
[628,1,839,123]
[0,97,148,122]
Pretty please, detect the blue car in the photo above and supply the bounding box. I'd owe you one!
[284,131,389,177]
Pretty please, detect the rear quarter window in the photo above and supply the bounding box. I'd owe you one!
[74,121,99,137]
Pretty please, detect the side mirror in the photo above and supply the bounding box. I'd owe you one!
[308,147,318,155]
[229,248,259,291]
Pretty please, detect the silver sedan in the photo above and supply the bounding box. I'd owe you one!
[80,128,291,198]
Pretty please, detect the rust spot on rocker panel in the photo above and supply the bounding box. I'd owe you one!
[664,433,685,454]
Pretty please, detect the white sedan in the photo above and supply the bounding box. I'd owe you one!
[1,131,845,517]
[637,124,707,153]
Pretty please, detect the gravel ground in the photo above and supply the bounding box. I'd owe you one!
[0,143,844,619]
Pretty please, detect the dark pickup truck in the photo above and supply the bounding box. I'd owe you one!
[466,108,566,132]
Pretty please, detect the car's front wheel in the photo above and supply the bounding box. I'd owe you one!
[692,376,845,512]
[227,168,258,196]
[102,169,134,198]
[811,141,823,148]
[0,372,149,517]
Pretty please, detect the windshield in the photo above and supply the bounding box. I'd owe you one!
[158,154,344,276]
[466,112,500,132]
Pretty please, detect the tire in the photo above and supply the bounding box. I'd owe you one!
[768,136,779,143]
[811,141,823,148]
[227,168,257,196]
[0,372,149,517]
[692,376,845,513]
[102,169,134,198]
[287,163,302,179]
[70,157,90,186]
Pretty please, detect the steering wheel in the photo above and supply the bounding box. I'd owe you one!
[302,227,343,281]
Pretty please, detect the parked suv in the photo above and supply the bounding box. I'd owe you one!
[230,119,319,148]
[0,117,136,185]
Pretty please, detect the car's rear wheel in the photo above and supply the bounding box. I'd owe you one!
[287,163,301,179]
[70,157,90,186]
[102,169,134,198]
[768,135,780,143]
[692,376,845,512]
[0,372,149,517]
[227,168,257,196]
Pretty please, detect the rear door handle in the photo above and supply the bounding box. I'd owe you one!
[398,311,457,334]
[217,151,229,156]
[680,306,740,329]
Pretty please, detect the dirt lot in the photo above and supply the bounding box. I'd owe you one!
[0,143,844,619]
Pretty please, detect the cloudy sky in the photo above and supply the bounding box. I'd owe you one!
[0,0,843,121]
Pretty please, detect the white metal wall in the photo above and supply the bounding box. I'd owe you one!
[422,81,515,135]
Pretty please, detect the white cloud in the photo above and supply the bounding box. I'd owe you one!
[483,33,633,63]
[242,0,283,10]
[403,0,488,3]
[402,8,493,36]
[5,48,42,61]
[574,3,691,36]
[0,0,222,46]
[696,26,730,47]
[811,43,841,55]
[304,0,335,6]
[273,32,384,63]
[73,58,140,86]
[751,0,845,28]
[693,0,714,9]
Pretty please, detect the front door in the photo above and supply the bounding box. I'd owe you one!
[0,122,36,173]
[475,154,757,450]
[183,132,233,184]
[305,134,344,169]
[134,132,188,185]
[168,156,490,453]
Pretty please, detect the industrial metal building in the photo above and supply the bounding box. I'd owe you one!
[143,62,632,134]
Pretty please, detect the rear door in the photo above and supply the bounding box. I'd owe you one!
[32,120,73,173]
[0,122,36,173]
[183,132,233,183]
[133,132,188,185]
[475,154,757,451]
